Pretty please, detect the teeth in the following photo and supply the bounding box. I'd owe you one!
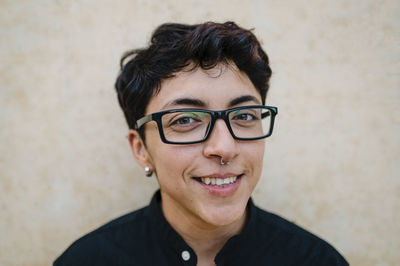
[200,176,238,186]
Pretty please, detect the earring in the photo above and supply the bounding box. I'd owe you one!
[144,166,153,177]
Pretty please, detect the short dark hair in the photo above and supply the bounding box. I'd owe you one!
[115,21,272,139]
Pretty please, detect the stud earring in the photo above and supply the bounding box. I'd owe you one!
[144,166,153,177]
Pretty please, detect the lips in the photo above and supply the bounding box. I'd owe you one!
[200,176,237,186]
[194,174,242,187]
[194,174,242,197]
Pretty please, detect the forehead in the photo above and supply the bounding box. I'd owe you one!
[146,64,261,114]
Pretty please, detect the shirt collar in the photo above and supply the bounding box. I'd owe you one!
[145,190,260,263]
[146,190,198,263]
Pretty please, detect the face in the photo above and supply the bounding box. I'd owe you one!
[130,64,265,229]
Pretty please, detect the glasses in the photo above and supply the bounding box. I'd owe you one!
[135,105,278,145]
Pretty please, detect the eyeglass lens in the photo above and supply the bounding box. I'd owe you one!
[160,107,272,143]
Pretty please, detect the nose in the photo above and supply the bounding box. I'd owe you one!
[202,119,239,164]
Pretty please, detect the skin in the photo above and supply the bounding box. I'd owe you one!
[128,63,265,265]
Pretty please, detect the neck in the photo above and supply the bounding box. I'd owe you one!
[161,192,248,265]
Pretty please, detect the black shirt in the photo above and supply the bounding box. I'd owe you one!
[54,191,348,265]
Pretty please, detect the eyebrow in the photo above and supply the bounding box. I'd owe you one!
[228,95,261,106]
[162,98,207,109]
[162,94,261,110]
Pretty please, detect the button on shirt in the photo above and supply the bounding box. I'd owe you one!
[54,190,348,266]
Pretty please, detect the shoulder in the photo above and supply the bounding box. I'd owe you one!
[53,206,150,266]
[252,205,349,265]
[254,206,323,241]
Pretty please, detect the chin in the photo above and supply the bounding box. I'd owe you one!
[200,202,247,227]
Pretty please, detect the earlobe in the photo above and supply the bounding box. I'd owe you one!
[128,129,152,169]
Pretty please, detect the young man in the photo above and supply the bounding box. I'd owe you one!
[54,21,348,266]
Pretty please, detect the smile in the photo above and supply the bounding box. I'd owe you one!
[195,175,242,187]
[193,174,243,196]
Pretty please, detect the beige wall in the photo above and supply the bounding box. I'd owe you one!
[1,0,399,265]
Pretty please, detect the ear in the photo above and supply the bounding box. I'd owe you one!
[128,129,153,170]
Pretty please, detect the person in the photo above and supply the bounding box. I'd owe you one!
[54,21,348,266]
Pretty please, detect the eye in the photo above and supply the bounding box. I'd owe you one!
[167,112,205,130]
[232,113,258,121]
[170,116,197,125]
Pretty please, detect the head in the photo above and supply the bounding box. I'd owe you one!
[115,22,274,228]
[116,21,272,141]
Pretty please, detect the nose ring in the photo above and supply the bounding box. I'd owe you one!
[220,158,230,165]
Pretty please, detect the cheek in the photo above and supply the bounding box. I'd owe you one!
[150,143,199,180]
[257,143,266,168]
[145,122,198,170]
[244,141,265,173]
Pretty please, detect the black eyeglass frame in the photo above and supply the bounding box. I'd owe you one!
[134,105,278,145]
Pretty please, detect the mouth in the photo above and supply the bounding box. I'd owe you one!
[194,175,242,187]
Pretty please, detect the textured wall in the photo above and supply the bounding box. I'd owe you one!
[0,0,399,265]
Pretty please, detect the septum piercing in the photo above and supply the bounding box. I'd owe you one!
[220,158,230,165]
